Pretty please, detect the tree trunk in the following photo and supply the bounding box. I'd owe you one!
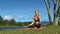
[53,0,60,25]
[48,9,52,24]
[53,4,56,23]
[44,0,52,24]
[54,13,58,25]
[54,2,60,25]
[55,17,58,25]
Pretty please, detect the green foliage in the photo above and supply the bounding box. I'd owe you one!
[59,0,60,2]
[23,21,32,26]
[9,19,16,26]
[0,16,3,25]
[3,20,9,26]
[17,22,23,26]
[0,16,3,20]
[0,15,32,26]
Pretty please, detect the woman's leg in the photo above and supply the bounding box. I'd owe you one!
[35,24,41,28]
[28,25,35,28]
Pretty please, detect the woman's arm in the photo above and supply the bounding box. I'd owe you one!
[39,16,41,24]
[28,18,34,26]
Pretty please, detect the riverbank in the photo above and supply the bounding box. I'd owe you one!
[0,25,60,34]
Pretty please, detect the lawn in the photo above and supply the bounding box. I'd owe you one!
[0,25,60,34]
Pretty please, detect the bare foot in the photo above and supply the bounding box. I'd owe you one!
[24,28,30,30]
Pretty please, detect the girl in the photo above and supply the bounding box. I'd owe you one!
[28,10,41,28]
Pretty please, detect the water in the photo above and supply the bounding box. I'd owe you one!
[0,26,28,30]
[0,22,49,30]
[0,27,20,30]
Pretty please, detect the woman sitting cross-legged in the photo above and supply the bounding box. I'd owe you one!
[27,10,42,30]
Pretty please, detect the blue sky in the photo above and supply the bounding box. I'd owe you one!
[0,0,53,22]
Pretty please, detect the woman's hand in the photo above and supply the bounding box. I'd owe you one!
[28,24,32,26]
[28,17,34,26]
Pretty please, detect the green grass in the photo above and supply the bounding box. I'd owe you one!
[0,25,60,34]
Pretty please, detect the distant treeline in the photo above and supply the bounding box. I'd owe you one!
[0,16,60,26]
[0,16,32,26]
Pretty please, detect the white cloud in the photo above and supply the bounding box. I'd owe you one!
[18,16,23,18]
[12,14,23,18]
[4,15,24,20]
[4,15,14,19]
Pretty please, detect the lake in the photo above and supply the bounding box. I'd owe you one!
[0,26,28,30]
[0,22,49,31]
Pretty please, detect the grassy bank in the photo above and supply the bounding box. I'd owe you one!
[0,25,60,34]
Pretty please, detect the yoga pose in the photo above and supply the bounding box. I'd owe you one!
[28,10,41,28]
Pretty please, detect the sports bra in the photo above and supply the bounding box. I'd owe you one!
[34,16,40,22]
[34,18,39,22]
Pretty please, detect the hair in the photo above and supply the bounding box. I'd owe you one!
[35,9,39,16]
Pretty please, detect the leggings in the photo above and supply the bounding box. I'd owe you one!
[28,24,41,28]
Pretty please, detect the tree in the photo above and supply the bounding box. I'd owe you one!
[52,0,60,25]
[0,16,3,25]
[3,20,9,26]
[43,0,52,25]
[23,21,32,26]
[0,16,3,20]
[52,0,57,24]
[43,0,60,25]
[9,19,16,26]
[58,0,60,25]
[18,22,23,26]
